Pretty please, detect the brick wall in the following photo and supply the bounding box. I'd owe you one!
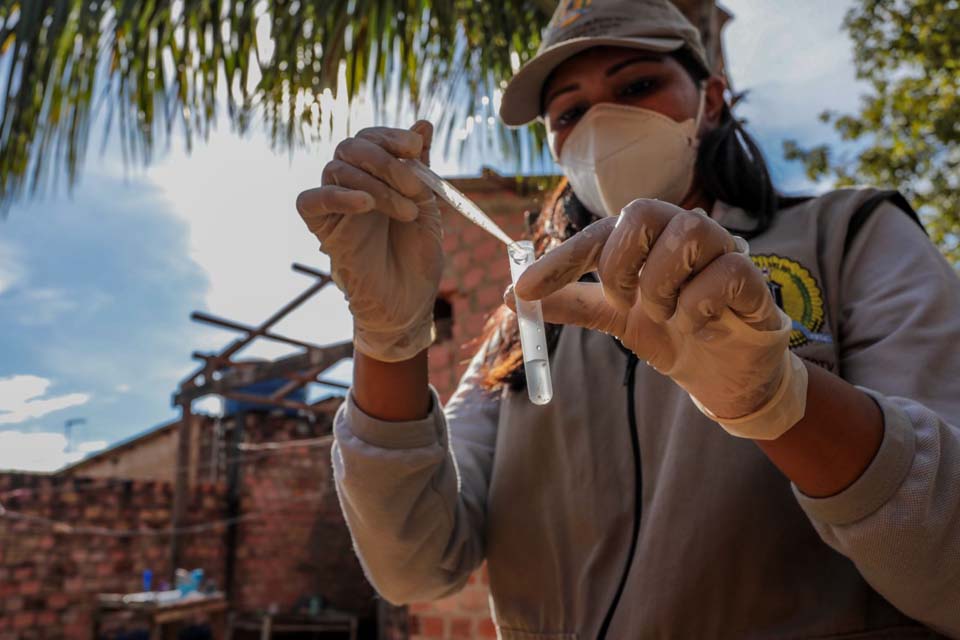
[0,473,225,640]
[407,567,496,640]
[229,408,378,621]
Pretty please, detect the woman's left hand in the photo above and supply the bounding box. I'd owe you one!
[511,198,804,434]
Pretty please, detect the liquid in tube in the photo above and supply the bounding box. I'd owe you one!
[508,241,553,405]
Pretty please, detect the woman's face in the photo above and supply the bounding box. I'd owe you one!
[542,46,724,157]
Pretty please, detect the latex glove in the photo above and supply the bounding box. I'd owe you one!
[296,121,443,362]
[512,199,808,440]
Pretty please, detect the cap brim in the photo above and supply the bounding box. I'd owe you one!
[499,36,685,127]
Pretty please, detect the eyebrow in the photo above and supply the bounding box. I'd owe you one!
[605,53,664,77]
[542,53,666,112]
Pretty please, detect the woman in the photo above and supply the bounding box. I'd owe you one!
[295,0,960,637]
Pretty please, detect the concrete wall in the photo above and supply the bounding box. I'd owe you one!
[62,427,179,484]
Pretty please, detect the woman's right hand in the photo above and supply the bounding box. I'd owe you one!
[296,120,443,363]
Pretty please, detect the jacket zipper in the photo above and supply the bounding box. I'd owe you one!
[597,346,641,639]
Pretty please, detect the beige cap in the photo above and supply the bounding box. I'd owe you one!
[499,0,709,127]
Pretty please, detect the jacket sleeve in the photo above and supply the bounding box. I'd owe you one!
[793,203,960,636]
[331,344,501,604]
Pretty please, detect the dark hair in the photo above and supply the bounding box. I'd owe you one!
[476,49,785,392]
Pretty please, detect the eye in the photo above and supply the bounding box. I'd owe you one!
[553,104,587,130]
[619,78,657,99]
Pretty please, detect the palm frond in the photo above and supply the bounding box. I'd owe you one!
[0,0,552,209]
[0,0,722,210]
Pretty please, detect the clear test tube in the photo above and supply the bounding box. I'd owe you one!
[508,241,553,405]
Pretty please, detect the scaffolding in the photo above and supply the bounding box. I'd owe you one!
[168,262,353,588]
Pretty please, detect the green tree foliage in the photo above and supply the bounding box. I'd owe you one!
[784,0,960,261]
[0,0,554,208]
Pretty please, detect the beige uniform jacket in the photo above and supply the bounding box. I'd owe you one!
[332,189,960,639]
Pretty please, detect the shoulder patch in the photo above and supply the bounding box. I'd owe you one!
[750,254,833,348]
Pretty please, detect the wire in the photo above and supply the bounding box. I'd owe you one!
[0,435,342,537]
[0,491,330,538]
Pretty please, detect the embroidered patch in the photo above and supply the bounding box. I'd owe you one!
[555,0,593,28]
[750,254,833,348]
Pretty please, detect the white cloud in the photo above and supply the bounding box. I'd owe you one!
[722,0,863,142]
[146,64,439,363]
[193,395,223,416]
[148,126,359,361]
[14,287,113,326]
[76,439,108,454]
[0,241,24,296]
[0,430,105,472]
[0,375,90,425]
[115,383,131,393]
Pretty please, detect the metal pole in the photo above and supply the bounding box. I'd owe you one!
[224,410,246,601]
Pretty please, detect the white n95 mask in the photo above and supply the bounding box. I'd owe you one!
[556,95,704,217]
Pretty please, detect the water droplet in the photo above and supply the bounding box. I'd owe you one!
[536,345,542,351]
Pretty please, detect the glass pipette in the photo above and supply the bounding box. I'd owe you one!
[403,160,515,246]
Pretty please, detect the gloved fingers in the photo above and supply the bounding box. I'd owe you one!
[639,209,737,323]
[334,136,425,200]
[410,120,434,165]
[597,199,679,313]
[322,159,420,222]
[506,282,625,336]
[673,252,781,335]
[354,126,425,159]
[296,186,375,238]
[515,217,617,301]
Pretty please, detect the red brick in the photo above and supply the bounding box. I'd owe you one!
[458,586,490,613]
[462,268,485,289]
[429,346,453,368]
[476,284,507,311]
[2,599,24,616]
[46,594,70,610]
[13,612,36,629]
[13,567,32,580]
[450,616,473,638]
[413,615,445,638]
[473,239,501,262]
[19,580,41,596]
[36,611,58,627]
[83,506,103,519]
[442,233,461,254]
[452,251,472,271]
[478,617,498,638]
[464,314,487,337]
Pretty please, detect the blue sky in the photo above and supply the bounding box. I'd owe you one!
[0,0,861,471]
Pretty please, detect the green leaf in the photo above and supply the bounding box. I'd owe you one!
[785,0,960,264]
